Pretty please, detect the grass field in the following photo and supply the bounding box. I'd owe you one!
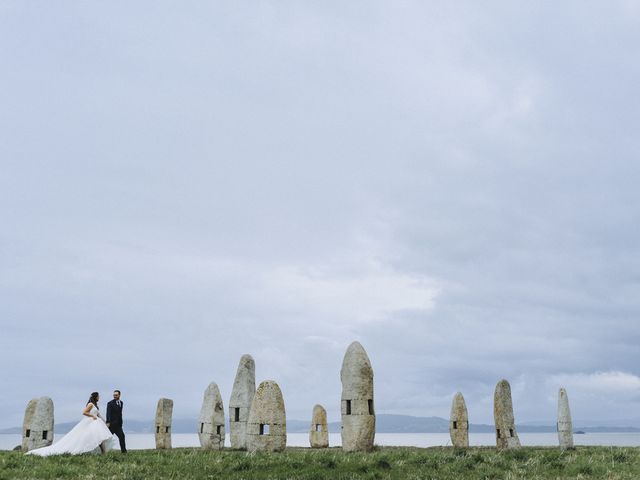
[1,446,639,479]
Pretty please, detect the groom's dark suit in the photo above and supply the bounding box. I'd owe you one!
[106,399,127,453]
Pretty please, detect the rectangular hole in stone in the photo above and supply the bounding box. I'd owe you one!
[259,424,268,435]
[496,428,501,438]
[42,431,47,440]
[156,426,160,434]
[234,408,240,422]
[26,429,30,438]
[200,423,204,434]
[165,426,170,433]
[216,425,222,435]
[453,421,457,430]
[368,399,374,415]
[346,400,351,415]
[509,429,514,437]
[315,424,321,432]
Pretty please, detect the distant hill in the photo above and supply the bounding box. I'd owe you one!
[2,414,640,435]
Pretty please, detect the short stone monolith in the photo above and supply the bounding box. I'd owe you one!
[246,380,286,452]
[229,354,256,450]
[449,392,469,447]
[198,382,225,450]
[341,341,375,452]
[309,404,329,448]
[155,398,173,449]
[22,397,54,452]
[494,379,520,449]
[557,387,574,450]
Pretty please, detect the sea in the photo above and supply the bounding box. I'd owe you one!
[2,432,640,451]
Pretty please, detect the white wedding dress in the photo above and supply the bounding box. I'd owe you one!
[26,404,114,456]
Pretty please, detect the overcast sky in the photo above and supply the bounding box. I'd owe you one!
[2,1,640,429]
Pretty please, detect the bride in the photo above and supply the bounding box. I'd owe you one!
[27,392,114,456]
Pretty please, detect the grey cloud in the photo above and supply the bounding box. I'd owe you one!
[1,1,640,428]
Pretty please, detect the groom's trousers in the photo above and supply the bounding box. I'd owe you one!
[109,424,127,453]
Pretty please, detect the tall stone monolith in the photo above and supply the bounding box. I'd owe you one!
[21,397,54,452]
[449,392,469,448]
[494,379,520,449]
[198,382,225,450]
[309,404,329,448]
[246,380,286,452]
[557,388,574,450]
[155,398,173,449]
[341,341,375,452]
[229,354,256,450]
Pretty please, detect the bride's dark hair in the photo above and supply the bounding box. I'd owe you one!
[87,392,100,409]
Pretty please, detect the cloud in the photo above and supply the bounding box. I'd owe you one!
[549,371,640,394]
[1,1,640,429]
[263,264,439,324]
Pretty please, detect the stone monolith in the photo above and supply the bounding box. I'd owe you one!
[557,388,574,450]
[229,354,256,450]
[449,392,469,448]
[246,380,286,452]
[494,379,520,449]
[341,341,375,452]
[309,404,329,448]
[22,397,54,452]
[198,382,225,450]
[155,398,173,449]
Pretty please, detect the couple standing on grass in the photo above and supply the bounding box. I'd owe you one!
[27,390,127,456]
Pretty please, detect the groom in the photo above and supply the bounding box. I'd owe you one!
[106,390,127,453]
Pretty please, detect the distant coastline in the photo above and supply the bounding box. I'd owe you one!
[2,414,639,435]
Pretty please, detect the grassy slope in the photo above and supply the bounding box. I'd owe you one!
[1,447,639,480]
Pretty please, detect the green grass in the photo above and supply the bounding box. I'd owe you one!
[1,446,639,479]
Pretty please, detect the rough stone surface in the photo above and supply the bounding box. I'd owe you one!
[246,380,286,453]
[494,379,521,449]
[229,354,256,450]
[449,392,469,448]
[309,404,329,448]
[198,382,225,450]
[21,397,54,452]
[558,387,574,450]
[341,341,375,452]
[155,398,173,449]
